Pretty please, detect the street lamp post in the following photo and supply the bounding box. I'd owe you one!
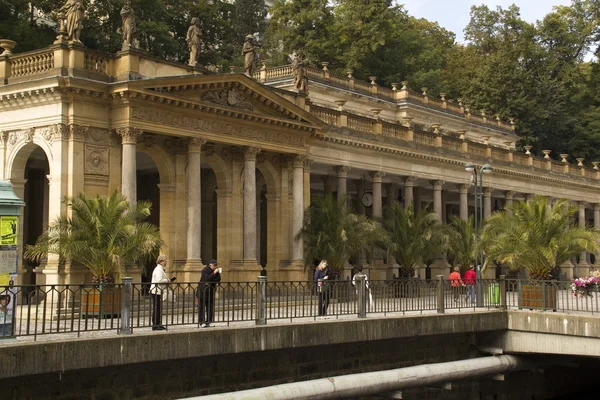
[464,162,493,307]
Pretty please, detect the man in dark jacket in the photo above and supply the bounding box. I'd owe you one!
[197,259,221,327]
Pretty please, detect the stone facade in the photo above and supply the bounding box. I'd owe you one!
[1,42,600,284]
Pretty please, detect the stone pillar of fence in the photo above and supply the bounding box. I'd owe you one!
[437,275,445,314]
[119,277,133,335]
[499,275,507,310]
[256,276,267,326]
[356,275,367,318]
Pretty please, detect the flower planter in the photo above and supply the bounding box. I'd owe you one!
[519,283,557,311]
[81,287,121,318]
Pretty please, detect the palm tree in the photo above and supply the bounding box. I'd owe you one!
[25,191,163,284]
[295,195,383,274]
[480,196,600,280]
[381,201,448,278]
[447,215,476,275]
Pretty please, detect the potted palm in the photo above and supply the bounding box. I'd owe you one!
[25,191,163,317]
[480,196,600,309]
[296,195,382,275]
[447,215,476,275]
[381,202,447,298]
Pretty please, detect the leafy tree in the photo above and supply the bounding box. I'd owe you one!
[446,215,476,275]
[25,191,163,284]
[295,195,382,274]
[381,202,447,278]
[479,197,600,280]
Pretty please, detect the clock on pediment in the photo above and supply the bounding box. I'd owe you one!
[361,192,374,207]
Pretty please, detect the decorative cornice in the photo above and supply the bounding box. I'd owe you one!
[130,107,306,148]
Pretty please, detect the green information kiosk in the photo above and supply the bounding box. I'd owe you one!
[0,181,25,338]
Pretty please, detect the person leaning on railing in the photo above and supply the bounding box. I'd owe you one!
[196,260,221,328]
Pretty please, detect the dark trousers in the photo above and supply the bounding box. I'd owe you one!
[151,294,162,327]
[318,290,330,316]
[198,289,215,324]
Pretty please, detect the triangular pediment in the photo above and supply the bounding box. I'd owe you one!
[125,74,324,129]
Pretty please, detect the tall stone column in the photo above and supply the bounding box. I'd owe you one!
[483,187,493,219]
[459,184,469,221]
[292,155,305,262]
[430,180,450,277]
[303,158,312,210]
[371,171,385,218]
[335,165,350,198]
[576,202,590,276]
[322,175,335,197]
[355,179,367,266]
[403,177,415,209]
[186,138,205,267]
[386,182,398,208]
[243,147,261,262]
[544,196,554,216]
[504,191,514,216]
[117,127,142,205]
[594,204,600,267]
[431,180,444,220]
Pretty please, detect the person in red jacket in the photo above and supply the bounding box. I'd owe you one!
[464,264,477,304]
[449,267,464,302]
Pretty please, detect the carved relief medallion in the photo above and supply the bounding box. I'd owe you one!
[85,144,109,176]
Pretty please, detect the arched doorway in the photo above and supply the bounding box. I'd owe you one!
[136,151,160,285]
[20,146,49,288]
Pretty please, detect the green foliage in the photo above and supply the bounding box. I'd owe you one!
[381,202,448,277]
[479,197,600,280]
[24,191,163,284]
[446,215,476,275]
[295,195,383,273]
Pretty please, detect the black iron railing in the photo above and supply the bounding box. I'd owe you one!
[1,276,599,340]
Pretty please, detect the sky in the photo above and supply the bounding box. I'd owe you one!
[401,0,573,43]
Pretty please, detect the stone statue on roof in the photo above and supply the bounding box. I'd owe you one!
[58,0,85,42]
[187,17,202,67]
[120,0,136,50]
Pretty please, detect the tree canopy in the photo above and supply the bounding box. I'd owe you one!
[2,0,599,159]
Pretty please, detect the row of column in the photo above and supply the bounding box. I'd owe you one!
[118,130,306,267]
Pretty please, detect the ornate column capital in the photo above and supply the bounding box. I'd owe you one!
[594,203,600,212]
[504,191,515,199]
[303,157,313,171]
[293,154,307,168]
[68,124,88,141]
[335,165,351,177]
[188,137,207,153]
[243,146,261,162]
[579,201,588,210]
[404,176,417,187]
[115,127,142,144]
[430,180,445,190]
[52,123,69,142]
[458,184,470,194]
[322,174,336,184]
[483,187,494,196]
[370,170,386,183]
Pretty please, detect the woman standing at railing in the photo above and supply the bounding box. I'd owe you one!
[315,260,332,316]
[464,265,476,304]
[150,255,169,331]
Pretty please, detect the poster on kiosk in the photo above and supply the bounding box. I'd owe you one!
[0,181,25,339]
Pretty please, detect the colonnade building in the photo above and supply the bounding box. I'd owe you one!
[1,41,599,285]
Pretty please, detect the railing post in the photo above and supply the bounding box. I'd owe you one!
[256,276,267,326]
[437,275,445,314]
[356,275,366,318]
[119,277,132,335]
[499,275,507,310]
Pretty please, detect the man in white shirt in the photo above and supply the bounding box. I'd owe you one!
[150,254,169,330]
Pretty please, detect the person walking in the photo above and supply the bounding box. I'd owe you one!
[464,264,477,305]
[197,259,221,328]
[314,260,332,316]
[150,255,169,330]
[449,266,464,303]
